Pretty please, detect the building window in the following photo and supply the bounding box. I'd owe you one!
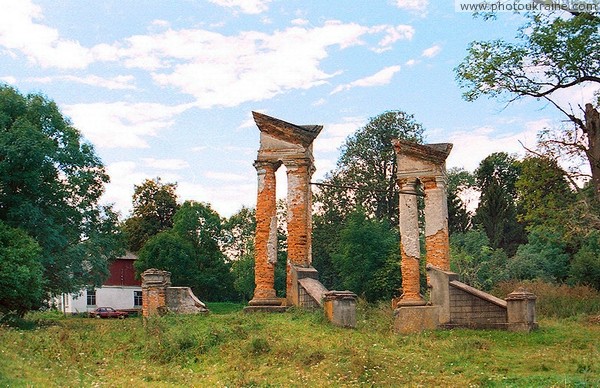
[86,289,96,306]
[134,291,142,307]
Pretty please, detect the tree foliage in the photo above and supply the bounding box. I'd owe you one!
[447,167,475,234]
[0,85,123,297]
[332,210,400,302]
[123,178,179,252]
[314,110,424,226]
[456,10,600,198]
[473,152,525,254]
[0,221,43,316]
[135,201,234,301]
[516,156,576,230]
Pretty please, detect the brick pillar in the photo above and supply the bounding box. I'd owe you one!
[286,159,313,303]
[423,176,450,272]
[249,160,281,306]
[141,269,171,318]
[397,178,425,306]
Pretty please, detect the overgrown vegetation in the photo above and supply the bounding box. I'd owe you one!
[0,301,598,387]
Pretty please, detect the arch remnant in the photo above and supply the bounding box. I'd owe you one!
[248,111,323,309]
[393,139,453,306]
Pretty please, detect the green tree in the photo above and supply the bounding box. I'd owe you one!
[450,229,508,291]
[516,156,576,231]
[569,230,600,290]
[473,152,524,255]
[0,221,43,316]
[456,9,600,199]
[508,225,570,283]
[221,207,256,263]
[447,167,475,234]
[135,201,234,301]
[123,178,179,252]
[0,85,123,297]
[332,210,400,302]
[314,110,425,226]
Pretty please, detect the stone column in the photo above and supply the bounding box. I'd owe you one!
[249,160,281,306]
[506,288,538,332]
[286,159,313,302]
[423,176,450,272]
[398,178,425,306]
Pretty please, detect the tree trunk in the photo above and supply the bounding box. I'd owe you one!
[584,103,600,200]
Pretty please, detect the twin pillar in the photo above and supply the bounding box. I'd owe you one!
[248,111,322,308]
[394,141,453,307]
[250,158,315,306]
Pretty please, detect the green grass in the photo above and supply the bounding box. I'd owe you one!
[0,303,598,387]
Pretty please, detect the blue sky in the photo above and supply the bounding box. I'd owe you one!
[0,0,595,217]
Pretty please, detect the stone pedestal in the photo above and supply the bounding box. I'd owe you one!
[141,269,172,318]
[506,288,538,332]
[323,291,358,328]
[394,305,440,334]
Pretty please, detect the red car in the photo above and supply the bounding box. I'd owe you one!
[89,307,128,319]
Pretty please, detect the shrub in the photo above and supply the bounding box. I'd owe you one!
[493,280,600,318]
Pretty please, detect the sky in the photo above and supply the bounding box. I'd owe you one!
[0,0,595,218]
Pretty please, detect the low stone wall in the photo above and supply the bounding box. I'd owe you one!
[395,265,537,333]
[141,269,209,317]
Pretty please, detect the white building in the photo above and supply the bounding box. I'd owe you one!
[56,252,142,314]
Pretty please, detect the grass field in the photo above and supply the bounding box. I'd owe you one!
[1,301,599,387]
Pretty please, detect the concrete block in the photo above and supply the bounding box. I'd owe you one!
[323,291,357,328]
[394,305,440,334]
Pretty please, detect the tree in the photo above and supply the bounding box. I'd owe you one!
[314,110,425,226]
[447,167,475,234]
[569,230,600,290]
[332,210,400,302]
[473,152,525,255]
[0,221,43,316]
[0,85,123,297]
[456,8,600,199]
[450,229,508,291]
[508,225,570,283]
[123,178,179,252]
[516,156,576,231]
[221,207,256,263]
[135,201,234,301]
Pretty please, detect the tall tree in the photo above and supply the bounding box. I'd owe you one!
[456,8,600,198]
[123,178,179,252]
[473,152,524,255]
[332,209,400,302]
[0,221,43,316]
[314,110,425,226]
[447,167,476,234]
[0,85,122,297]
[135,201,234,301]
[516,156,576,231]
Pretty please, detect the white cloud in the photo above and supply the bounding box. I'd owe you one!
[0,75,16,84]
[445,123,540,171]
[291,18,309,26]
[405,59,419,66]
[422,44,441,58]
[101,161,147,217]
[331,65,401,94]
[207,0,272,14]
[0,0,93,69]
[28,74,135,90]
[314,116,365,153]
[142,158,190,170]
[394,0,430,16]
[374,25,415,52]
[123,22,371,108]
[178,181,256,217]
[64,102,192,148]
[204,171,250,182]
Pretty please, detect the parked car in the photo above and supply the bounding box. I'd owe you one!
[89,307,128,319]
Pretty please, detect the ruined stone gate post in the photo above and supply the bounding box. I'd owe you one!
[247,112,322,309]
[393,140,452,307]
